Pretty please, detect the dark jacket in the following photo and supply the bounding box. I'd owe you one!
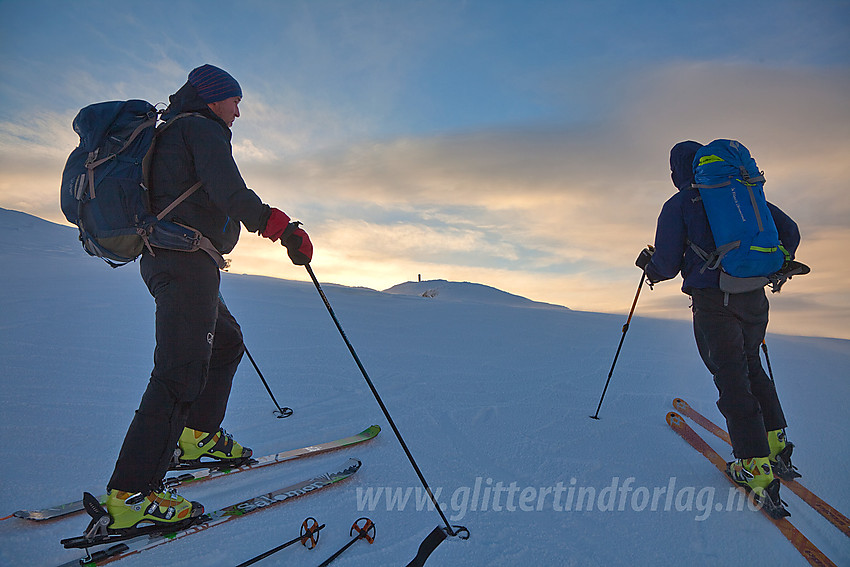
[149,81,271,254]
[646,142,801,293]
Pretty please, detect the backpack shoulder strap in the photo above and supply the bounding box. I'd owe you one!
[155,181,203,221]
[143,112,223,267]
[142,111,206,217]
[141,111,202,187]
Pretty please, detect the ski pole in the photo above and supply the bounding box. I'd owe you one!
[219,293,293,418]
[590,271,646,420]
[317,517,375,567]
[243,346,293,418]
[235,517,323,567]
[305,264,468,540]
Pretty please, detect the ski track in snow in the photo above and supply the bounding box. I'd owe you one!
[0,208,848,566]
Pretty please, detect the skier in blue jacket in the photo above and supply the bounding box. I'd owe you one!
[636,141,801,515]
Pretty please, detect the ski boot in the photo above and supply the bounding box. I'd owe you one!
[768,429,801,481]
[61,488,203,549]
[727,456,789,519]
[171,426,253,471]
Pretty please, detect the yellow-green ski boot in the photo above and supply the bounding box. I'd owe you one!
[727,457,789,518]
[768,429,801,480]
[173,427,252,470]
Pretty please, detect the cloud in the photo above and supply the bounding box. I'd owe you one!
[1,48,848,338]
[227,60,850,338]
[616,61,850,224]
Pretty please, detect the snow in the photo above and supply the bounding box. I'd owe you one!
[0,207,847,567]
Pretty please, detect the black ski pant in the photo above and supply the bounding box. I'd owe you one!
[691,288,787,460]
[107,249,244,494]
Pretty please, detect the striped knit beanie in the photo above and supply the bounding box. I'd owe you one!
[188,64,242,104]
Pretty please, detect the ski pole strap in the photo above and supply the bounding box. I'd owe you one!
[280,220,302,243]
[405,524,470,567]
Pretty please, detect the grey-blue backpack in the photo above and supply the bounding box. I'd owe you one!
[60,100,221,267]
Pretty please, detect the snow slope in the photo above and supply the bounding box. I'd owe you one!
[0,208,847,567]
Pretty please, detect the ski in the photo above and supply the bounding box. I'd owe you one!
[667,412,835,567]
[57,458,361,567]
[16,425,380,522]
[673,397,850,538]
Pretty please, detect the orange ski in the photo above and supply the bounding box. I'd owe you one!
[667,411,835,567]
[672,398,850,538]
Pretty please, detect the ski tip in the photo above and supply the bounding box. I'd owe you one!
[340,458,362,476]
[672,398,689,411]
[365,424,382,436]
[666,411,685,428]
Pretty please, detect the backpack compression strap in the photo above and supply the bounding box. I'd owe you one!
[692,166,768,232]
[687,239,740,274]
[85,114,158,199]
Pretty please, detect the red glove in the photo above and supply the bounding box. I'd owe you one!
[261,208,291,242]
[283,226,313,265]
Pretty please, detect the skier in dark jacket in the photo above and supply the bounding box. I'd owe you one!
[104,64,312,532]
[636,140,801,515]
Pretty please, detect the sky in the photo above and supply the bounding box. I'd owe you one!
[1,0,849,339]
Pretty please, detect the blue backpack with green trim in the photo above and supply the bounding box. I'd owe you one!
[691,139,787,281]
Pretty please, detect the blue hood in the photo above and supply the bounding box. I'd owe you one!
[670,141,703,190]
